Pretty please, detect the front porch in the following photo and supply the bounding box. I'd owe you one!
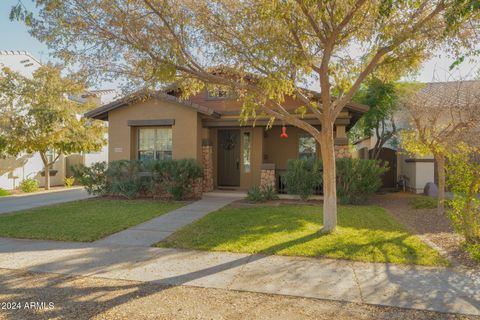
[200,124,351,193]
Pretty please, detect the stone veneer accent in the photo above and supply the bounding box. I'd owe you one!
[334,145,352,158]
[260,163,276,192]
[202,144,214,192]
[191,178,204,199]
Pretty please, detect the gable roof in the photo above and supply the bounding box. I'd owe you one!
[0,50,42,78]
[85,90,221,120]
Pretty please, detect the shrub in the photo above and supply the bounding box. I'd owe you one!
[262,185,279,201]
[19,178,39,193]
[336,158,387,204]
[107,160,144,199]
[0,188,11,196]
[465,244,480,263]
[446,145,480,246]
[71,161,109,196]
[409,196,437,209]
[150,159,203,200]
[247,186,264,203]
[64,176,75,188]
[283,159,322,200]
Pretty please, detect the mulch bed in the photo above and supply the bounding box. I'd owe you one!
[368,192,478,269]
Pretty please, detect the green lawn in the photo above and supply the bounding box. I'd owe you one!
[0,199,184,242]
[157,205,448,266]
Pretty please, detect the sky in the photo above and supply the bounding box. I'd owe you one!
[0,0,479,90]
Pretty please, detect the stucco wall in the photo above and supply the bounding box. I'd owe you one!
[107,99,201,162]
[263,126,321,171]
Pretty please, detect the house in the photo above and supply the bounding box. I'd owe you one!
[354,80,480,194]
[0,50,114,190]
[85,83,368,192]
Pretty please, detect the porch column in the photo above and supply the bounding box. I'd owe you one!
[260,163,276,191]
[202,140,214,192]
[334,125,351,158]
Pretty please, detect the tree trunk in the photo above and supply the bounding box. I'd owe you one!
[435,153,446,215]
[318,120,337,233]
[41,155,50,191]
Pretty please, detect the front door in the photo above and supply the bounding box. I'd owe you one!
[218,129,240,186]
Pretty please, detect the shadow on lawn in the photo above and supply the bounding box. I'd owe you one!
[165,206,431,265]
[0,203,477,318]
[0,232,478,318]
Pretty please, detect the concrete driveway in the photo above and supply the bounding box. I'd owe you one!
[0,188,92,214]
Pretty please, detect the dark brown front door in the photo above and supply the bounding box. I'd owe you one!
[218,129,240,186]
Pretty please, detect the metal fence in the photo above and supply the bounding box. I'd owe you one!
[277,171,323,195]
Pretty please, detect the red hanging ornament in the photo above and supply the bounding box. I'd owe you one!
[280,125,288,139]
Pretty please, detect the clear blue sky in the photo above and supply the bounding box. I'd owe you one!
[0,0,49,61]
[1,0,478,85]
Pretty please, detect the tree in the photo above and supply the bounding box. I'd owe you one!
[446,143,480,249]
[351,78,399,160]
[0,65,106,190]
[13,0,479,231]
[400,81,480,215]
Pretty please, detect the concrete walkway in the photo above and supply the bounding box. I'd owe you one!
[0,237,478,316]
[0,188,92,214]
[0,193,478,316]
[94,195,236,246]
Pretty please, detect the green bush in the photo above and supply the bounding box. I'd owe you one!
[73,159,203,200]
[247,185,279,203]
[0,188,11,196]
[71,161,109,196]
[446,146,480,246]
[465,243,480,263]
[64,176,75,188]
[247,186,264,203]
[262,185,279,201]
[336,158,387,204]
[19,178,39,193]
[283,159,322,200]
[409,196,437,209]
[147,159,203,200]
[107,160,144,199]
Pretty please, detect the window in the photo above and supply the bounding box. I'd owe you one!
[138,127,172,161]
[298,135,317,160]
[206,87,234,99]
[243,132,251,173]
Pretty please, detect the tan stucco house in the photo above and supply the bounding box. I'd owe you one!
[85,87,368,192]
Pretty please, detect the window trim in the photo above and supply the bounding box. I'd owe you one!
[242,131,252,174]
[137,126,173,161]
[298,134,318,160]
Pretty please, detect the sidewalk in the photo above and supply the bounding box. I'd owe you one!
[0,188,91,214]
[0,193,478,316]
[0,236,478,315]
[94,195,236,246]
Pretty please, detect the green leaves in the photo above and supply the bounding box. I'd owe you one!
[0,65,106,163]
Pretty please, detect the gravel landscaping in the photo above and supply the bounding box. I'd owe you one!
[369,192,479,269]
[0,268,476,320]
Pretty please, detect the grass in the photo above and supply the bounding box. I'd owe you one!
[409,196,438,209]
[0,188,11,196]
[465,243,480,263]
[0,199,184,242]
[157,205,448,266]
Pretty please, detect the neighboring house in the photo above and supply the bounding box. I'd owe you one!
[354,80,480,194]
[0,50,114,190]
[85,83,368,192]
